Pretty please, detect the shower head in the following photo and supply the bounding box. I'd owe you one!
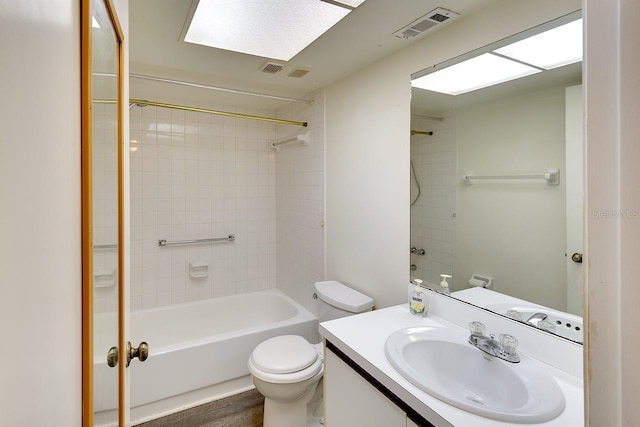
[129,102,148,110]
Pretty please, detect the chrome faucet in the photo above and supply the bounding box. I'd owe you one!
[468,321,520,363]
[410,246,426,255]
[526,312,548,327]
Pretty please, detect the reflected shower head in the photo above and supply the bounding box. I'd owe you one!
[129,102,148,110]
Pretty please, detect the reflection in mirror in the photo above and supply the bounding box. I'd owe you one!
[410,11,583,343]
[91,0,120,423]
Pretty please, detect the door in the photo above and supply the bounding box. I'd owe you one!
[565,85,584,316]
[82,1,143,425]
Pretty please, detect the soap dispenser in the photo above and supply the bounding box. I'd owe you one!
[409,279,428,317]
[439,274,452,295]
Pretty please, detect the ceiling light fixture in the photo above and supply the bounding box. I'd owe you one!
[184,0,364,61]
[320,0,366,8]
[412,53,541,96]
[494,19,582,70]
[412,16,582,96]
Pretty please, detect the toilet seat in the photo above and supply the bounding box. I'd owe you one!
[248,335,323,384]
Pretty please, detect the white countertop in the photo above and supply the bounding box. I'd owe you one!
[319,304,584,427]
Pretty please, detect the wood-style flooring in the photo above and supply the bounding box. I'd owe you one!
[135,389,264,427]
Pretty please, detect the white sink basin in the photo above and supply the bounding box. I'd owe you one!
[385,327,565,423]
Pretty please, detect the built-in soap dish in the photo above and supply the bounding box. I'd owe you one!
[94,269,116,288]
[189,262,209,279]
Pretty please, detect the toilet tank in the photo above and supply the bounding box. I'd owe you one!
[314,281,374,322]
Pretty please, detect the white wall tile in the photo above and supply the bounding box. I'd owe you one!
[410,113,458,287]
[129,97,278,308]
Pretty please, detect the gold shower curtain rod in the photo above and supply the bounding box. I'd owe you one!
[93,98,307,127]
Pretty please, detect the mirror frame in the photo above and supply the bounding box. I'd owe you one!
[409,10,583,344]
[81,0,125,424]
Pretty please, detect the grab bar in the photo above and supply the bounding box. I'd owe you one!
[158,235,235,247]
[462,168,559,186]
[94,244,117,250]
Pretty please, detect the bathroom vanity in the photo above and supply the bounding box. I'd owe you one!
[319,292,584,427]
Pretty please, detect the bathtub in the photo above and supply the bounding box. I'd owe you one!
[94,289,318,424]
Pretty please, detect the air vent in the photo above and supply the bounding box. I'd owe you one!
[260,61,285,74]
[393,7,460,40]
[288,68,310,78]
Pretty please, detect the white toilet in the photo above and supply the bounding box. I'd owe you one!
[248,281,374,427]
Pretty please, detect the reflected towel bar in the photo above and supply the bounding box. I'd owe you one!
[271,132,310,151]
[158,235,236,247]
[462,168,560,186]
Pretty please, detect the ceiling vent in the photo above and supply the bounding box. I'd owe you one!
[288,68,310,78]
[393,7,460,40]
[260,61,285,74]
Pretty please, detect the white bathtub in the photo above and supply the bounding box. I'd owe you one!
[94,289,318,423]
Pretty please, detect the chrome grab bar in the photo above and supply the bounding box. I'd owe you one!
[158,235,235,247]
[94,244,117,250]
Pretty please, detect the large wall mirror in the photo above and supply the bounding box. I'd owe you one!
[410,11,583,343]
[82,0,124,424]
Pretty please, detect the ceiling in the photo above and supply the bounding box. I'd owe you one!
[129,0,497,108]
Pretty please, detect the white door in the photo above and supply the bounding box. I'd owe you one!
[565,85,584,316]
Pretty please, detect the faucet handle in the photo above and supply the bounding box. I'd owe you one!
[499,334,518,356]
[469,321,486,336]
[537,320,556,333]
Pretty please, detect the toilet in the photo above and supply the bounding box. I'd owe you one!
[248,281,374,427]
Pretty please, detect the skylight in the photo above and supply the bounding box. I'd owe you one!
[411,53,541,96]
[184,0,363,61]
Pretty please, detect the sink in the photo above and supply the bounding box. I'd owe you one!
[385,327,565,423]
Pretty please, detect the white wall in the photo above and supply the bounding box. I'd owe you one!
[325,60,410,308]
[324,0,581,308]
[275,90,326,315]
[0,1,81,425]
[456,86,568,311]
[584,0,640,425]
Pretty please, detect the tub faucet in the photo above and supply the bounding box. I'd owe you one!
[468,321,520,363]
[410,247,426,255]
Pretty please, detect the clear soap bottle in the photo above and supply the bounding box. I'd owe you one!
[439,274,452,295]
[409,279,428,317]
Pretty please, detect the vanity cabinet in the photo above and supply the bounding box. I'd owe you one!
[325,344,431,427]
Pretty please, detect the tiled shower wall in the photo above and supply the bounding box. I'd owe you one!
[274,90,326,316]
[409,114,457,288]
[129,101,279,310]
[93,102,120,313]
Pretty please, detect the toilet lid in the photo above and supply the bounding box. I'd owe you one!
[250,335,318,374]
